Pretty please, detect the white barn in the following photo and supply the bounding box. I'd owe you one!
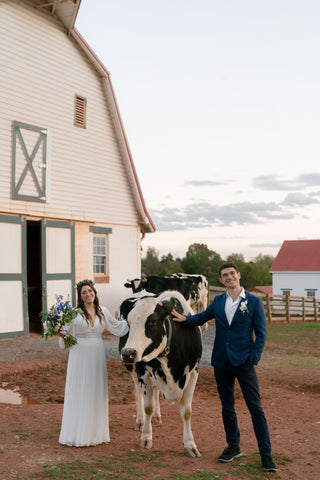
[0,0,155,339]
[270,240,320,299]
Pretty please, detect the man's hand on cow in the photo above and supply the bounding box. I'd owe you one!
[171,309,187,322]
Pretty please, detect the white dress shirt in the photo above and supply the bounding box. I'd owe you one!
[225,288,246,325]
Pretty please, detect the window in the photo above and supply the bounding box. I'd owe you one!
[74,95,86,128]
[282,290,291,296]
[90,226,112,283]
[93,235,107,274]
[306,291,316,298]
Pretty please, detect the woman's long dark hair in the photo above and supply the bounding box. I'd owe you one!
[76,279,105,324]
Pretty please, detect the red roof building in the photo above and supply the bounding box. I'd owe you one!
[270,240,320,298]
[249,286,273,295]
[270,240,320,272]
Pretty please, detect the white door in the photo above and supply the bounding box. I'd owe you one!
[0,215,28,338]
[41,220,76,312]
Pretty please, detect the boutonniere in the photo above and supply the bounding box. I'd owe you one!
[239,299,249,315]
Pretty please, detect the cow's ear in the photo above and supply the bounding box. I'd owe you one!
[171,298,183,314]
[155,300,172,316]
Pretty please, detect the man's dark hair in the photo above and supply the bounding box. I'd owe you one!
[219,262,239,277]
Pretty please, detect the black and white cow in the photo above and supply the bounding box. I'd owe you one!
[124,274,208,313]
[119,290,202,457]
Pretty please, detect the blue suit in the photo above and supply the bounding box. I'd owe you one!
[185,290,272,456]
[185,290,267,368]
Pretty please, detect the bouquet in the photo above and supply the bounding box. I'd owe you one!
[41,295,83,348]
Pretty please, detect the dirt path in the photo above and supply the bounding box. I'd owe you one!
[0,334,319,480]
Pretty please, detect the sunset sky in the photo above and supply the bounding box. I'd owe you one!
[76,0,320,260]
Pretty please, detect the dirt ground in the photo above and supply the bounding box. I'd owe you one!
[0,334,319,480]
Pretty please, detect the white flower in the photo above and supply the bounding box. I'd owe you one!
[239,299,249,315]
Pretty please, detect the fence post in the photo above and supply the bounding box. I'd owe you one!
[314,297,318,322]
[302,297,306,322]
[286,295,290,323]
[266,294,272,324]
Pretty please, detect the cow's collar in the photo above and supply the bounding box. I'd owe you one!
[158,315,172,358]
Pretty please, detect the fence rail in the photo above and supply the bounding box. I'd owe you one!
[208,287,320,324]
[262,294,319,324]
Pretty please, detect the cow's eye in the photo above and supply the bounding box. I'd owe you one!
[146,315,157,328]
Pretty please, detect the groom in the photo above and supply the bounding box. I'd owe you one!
[171,262,277,473]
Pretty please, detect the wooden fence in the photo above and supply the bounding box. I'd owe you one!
[262,294,320,324]
[208,287,320,324]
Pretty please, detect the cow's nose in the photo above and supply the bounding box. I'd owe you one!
[121,348,137,364]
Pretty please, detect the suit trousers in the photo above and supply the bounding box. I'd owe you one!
[214,358,272,455]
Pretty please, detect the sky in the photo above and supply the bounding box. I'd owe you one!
[76,0,320,261]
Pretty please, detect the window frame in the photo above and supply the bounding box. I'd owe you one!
[89,226,112,284]
[281,289,291,296]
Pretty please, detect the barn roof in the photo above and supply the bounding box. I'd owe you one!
[270,240,320,272]
[249,286,273,294]
[37,0,155,234]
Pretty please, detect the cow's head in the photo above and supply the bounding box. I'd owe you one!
[120,296,175,364]
[124,278,143,293]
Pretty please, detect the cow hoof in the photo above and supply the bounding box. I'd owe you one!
[151,415,162,425]
[184,447,201,458]
[135,421,144,431]
[140,439,153,449]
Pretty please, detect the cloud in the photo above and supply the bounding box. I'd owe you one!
[252,175,299,191]
[184,180,226,187]
[149,200,297,232]
[149,172,320,232]
[281,193,320,206]
[296,173,320,186]
[252,173,320,191]
[249,243,282,248]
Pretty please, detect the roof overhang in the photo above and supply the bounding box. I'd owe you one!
[36,0,81,34]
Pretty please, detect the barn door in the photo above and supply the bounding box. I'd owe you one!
[0,215,28,339]
[41,220,76,313]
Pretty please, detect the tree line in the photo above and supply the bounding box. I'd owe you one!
[141,243,274,290]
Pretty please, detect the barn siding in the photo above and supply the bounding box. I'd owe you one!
[0,1,138,226]
[74,221,142,315]
[272,272,320,297]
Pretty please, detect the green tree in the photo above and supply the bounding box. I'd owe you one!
[141,247,161,275]
[159,253,183,276]
[226,253,246,269]
[181,243,222,286]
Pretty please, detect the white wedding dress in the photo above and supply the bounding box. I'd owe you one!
[58,306,128,447]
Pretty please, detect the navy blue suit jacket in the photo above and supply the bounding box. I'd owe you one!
[185,290,267,368]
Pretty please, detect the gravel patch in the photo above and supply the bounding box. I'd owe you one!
[0,325,215,367]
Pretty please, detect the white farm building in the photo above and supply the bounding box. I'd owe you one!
[0,0,155,339]
[270,240,320,299]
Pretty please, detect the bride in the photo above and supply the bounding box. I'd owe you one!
[59,279,128,447]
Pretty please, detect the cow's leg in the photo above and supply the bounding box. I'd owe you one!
[151,388,162,424]
[139,380,154,449]
[130,372,145,430]
[179,370,201,457]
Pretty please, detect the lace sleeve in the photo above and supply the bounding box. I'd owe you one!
[102,307,129,337]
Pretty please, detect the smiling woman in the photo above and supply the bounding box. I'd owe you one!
[58,279,129,447]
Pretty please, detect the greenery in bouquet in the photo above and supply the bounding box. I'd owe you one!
[41,295,83,348]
